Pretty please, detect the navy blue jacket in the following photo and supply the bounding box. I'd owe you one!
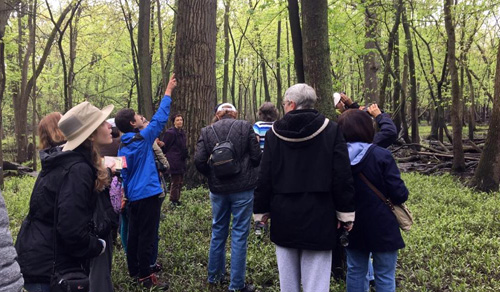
[348,145,408,252]
[373,113,397,148]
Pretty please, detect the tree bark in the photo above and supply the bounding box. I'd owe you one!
[471,42,500,192]
[466,68,475,140]
[173,0,217,187]
[276,20,283,110]
[31,0,37,170]
[362,0,380,104]
[402,7,419,145]
[222,0,230,103]
[301,0,334,117]
[392,29,401,135]
[156,0,166,91]
[287,0,305,83]
[138,0,154,119]
[401,54,411,143]
[68,6,82,111]
[444,0,465,172]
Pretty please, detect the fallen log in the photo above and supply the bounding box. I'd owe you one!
[414,151,481,161]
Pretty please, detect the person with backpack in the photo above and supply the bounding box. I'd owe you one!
[114,74,176,290]
[337,109,409,292]
[253,84,356,292]
[16,101,114,292]
[194,103,261,292]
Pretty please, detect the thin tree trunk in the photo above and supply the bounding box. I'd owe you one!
[392,29,401,135]
[276,20,283,110]
[444,0,465,172]
[68,6,82,110]
[301,0,334,117]
[31,0,37,170]
[138,0,153,119]
[222,0,230,103]
[402,7,419,145]
[470,42,500,192]
[287,0,305,83]
[362,0,380,104]
[156,0,166,91]
[466,68,475,140]
[401,54,411,143]
[286,19,291,90]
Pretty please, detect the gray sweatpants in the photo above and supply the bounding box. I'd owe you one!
[275,245,332,292]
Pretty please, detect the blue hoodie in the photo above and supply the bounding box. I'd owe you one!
[119,95,171,202]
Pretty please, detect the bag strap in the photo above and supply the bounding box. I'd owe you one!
[210,120,237,144]
[358,173,395,210]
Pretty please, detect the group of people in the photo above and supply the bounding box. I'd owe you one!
[3,74,409,292]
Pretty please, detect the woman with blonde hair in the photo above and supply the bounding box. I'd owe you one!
[16,102,114,292]
[38,112,66,149]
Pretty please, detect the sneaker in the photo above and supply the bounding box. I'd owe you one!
[150,262,163,274]
[138,274,169,290]
[254,221,267,236]
[228,284,256,292]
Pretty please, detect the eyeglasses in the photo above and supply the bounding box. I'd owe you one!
[282,100,290,107]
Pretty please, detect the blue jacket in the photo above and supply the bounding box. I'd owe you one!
[373,113,397,148]
[347,143,408,252]
[119,95,171,202]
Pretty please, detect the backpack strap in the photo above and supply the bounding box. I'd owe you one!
[210,120,238,144]
[225,120,238,141]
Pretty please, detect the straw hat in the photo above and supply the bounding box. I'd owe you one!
[58,102,114,151]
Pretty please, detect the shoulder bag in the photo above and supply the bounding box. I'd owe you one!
[359,173,413,231]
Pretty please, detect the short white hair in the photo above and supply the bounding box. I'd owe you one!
[283,83,317,110]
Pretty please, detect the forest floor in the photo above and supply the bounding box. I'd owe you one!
[4,173,500,292]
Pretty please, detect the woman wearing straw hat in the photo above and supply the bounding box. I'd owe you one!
[16,101,114,292]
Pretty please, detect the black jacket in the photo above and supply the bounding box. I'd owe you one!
[195,117,261,194]
[254,109,355,250]
[16,146,103,284]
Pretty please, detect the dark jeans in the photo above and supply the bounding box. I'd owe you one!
[126,194,161,278]
[151,196,165,266]
[169,174,184,202]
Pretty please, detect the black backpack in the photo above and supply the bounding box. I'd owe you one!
[209,121,241,178]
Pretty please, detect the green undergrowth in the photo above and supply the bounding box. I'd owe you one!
[3,173,499,291]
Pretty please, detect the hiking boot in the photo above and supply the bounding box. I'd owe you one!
[229,283,256,292]
[138,274,169,290]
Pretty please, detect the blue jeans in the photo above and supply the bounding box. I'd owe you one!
[346,248,398,292]
[24,283,50,292]
[208,190,253,291]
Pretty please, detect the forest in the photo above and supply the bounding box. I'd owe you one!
[1,0,500,291]
[1,0,500,190]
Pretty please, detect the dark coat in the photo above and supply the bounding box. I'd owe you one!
[254,109,355,250]
[15,146,103,284]
[373,113,398,148]
[348,145,408,252]
[195,117,261,194]
[161,127,187,174]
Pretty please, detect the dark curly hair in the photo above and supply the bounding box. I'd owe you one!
[258,102,279,122]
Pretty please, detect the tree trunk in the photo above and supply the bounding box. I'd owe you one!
[173,0,217,187]
[286,19,291,90]
[362,0,380,104]
[287,0,305,83]
[470,42,500,192]
[138,0,154,119]
[402,7,419,145]
[301,0,334,117]
[68,6,82,110]
[156,0,166,91]
[222,0,230,103]
[31,0,37,170]
[276,20,283,109]
[401,54,411,143]
[444,0,465,172]
[392,29,401,135]
[260,57,271,102]
[466,68,475,140]
[378,0,402,110]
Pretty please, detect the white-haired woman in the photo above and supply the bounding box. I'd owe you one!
[16,102,114,292]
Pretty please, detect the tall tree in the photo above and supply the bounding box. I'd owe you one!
[362,0,380,104]
[0,0,20,185]
[222,0,230,103]
[444,0,465,172]
[301,0,333,117]
[402,6,419,145]
[470,42,500,192]
[287,0,304,83]
[173,0,217,185]
[138,0,154,119]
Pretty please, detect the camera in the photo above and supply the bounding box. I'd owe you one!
[362,103,373,112]
[339,221,353,247]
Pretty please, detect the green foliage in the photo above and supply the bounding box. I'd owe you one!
[3,173,500,291]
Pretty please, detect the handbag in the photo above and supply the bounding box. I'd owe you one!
[359,173,413,231]
[50,168,90,292]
